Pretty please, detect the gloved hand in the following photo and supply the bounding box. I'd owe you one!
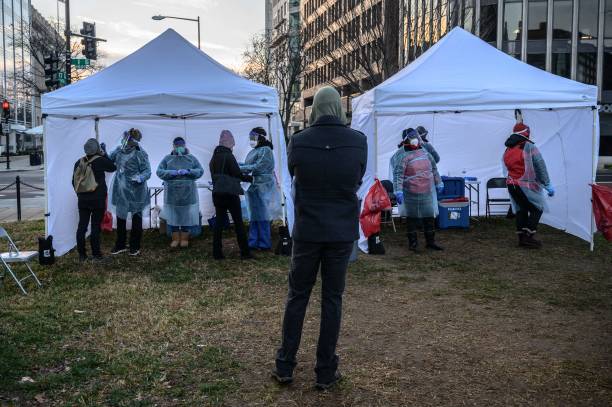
[177,169,189,176]
[394,191,404,205]
[544,184,555,197]
[100,142,107,155]
[436,183,444,194]
[132,175,144,184]
[167,170,179,177]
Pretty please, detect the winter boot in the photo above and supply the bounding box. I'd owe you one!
[170,232,181,248]
[425,231,444,251]
[408,232,418,251]
[180,231,190,248]
[523,228,542,248]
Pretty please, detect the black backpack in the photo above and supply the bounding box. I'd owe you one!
[275,225,292,256]
[367,233,385,255]
[38,235,55,265]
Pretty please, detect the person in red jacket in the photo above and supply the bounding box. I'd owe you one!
[503,122,554,248]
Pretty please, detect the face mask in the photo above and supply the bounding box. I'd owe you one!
[409,138,419,147]
[175,146,186,155]
[249,140,258,148]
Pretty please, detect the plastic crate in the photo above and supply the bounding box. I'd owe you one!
[438,176,466,200]
[437,201,470,229]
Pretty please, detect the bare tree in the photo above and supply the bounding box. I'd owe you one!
[243,24,309,137]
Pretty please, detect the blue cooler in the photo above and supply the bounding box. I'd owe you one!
[438,200,470,229]
[438,176,466,200]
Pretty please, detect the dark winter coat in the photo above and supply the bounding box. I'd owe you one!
[288,115,368,242]
[208,145,253,196]
[73,154,117,209]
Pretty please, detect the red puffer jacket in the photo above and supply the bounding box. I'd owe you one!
[503,134,528,186]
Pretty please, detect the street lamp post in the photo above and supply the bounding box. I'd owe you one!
[152,15,201,49]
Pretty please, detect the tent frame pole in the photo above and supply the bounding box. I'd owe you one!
[590,108,597,252]
[95,117,99,141]
[43,115,49,237]
[374,112,379,178]
[269,114,286,226]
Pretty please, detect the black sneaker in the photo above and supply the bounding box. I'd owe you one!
[315,371,342,390]
[128,249,141,256]
[78,254,88,263]
[271,369,293,385]
[91,255,109,264]
[111,247,128,255]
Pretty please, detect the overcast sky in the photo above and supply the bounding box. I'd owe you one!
[31,0,265,70]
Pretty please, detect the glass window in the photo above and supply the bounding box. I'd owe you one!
[527,0,547,70]
[606,0,612,38]
[552,52,572,77]
[480,0,498,43]
[577,0,599,84]
[603,39,612,94]
[553,0,573,39]
[578,0,599,39]
[503,0,523,58]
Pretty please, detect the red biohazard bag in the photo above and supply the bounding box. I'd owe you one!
[360,179,392,238]
[591,184,612,241]
[101,197,113,233]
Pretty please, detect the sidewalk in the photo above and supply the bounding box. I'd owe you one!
[0,197,45,223]
[0,155,44,172]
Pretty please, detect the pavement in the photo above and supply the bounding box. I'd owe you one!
[0,156,45,223]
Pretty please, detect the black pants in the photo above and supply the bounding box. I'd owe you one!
[212,193,249,257]
[406,217,435,234]
[115,213,143,251]
[507,184,542,232]
[76,207,105,257]
[276,240,353,382]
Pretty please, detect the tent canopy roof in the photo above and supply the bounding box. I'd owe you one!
[42,29,278,117]
[353,27,598,114]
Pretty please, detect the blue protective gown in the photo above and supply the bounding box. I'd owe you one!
[156,153,204,227]
[240,146,282,222]
[109,146,152,219]
[393,147,441,218]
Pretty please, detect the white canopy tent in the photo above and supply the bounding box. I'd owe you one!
[352,27,599,248]
[42,29,292,256]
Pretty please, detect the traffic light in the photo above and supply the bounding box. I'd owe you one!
[2,100,10,120]
[80,22,97,61]
[43,54,60,89]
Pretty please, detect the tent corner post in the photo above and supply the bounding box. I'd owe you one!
[373,112,379,178]
[269,114,287,227]
[43,116,49,237]
[590,107,597,252]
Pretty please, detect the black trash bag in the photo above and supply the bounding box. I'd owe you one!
[38,235,55,265]
[275,225,292,256]
[367,233,385,255]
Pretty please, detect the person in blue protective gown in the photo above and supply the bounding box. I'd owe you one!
[108,128,151,256]
[393,128,444,252]
[156,137,204,248]
[239,127,282,250]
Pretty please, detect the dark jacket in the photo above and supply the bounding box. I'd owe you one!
[73,154,117,208]
[208,145,252,196]
[288,115,368,242]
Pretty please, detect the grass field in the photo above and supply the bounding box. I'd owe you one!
[0,219,611,406]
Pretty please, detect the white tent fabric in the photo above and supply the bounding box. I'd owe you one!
[42,29,292,256]
[352,28,599,249]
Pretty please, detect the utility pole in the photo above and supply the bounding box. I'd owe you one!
[65,0,71,84]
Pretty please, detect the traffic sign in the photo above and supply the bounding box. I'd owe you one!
[71,58,90,68]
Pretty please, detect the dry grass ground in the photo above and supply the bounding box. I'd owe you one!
[0,219,611,406]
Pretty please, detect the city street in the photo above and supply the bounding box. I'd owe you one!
[0,168,45,222]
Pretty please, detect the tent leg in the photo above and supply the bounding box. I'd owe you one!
[95,118,99,141]
[590,108,597,252]
[269,114,286,226]
[373,113,378,178]
[43,116,49,237]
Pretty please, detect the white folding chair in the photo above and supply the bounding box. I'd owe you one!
[0,226,42,295]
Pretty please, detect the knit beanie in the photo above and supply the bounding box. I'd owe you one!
[84,138,100,155]
[513,123,530,138]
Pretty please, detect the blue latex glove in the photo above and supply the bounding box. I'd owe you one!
[436,183,444,194]
[167,170,179,177]
[100,142,107,154]
[177,169,189,176]
[394,191,404,205]
[132,175,144,184]
[544,185,555,197]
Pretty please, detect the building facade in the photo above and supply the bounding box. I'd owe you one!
[399,0,612,157]
[301,0,400,122]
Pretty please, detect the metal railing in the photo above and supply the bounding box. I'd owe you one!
[0,176,44,221]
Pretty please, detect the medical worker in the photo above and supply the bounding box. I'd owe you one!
[393,128,444,252]
[156,137,204,248]
[503,122,554,248]
[240,127,281,250]
[415,125,440,163]
[109,128,151,256]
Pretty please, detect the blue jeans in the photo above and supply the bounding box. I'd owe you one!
[248,221,271,249]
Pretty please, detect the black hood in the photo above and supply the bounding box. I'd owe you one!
[214,145,233,154]
[505,133,532,148]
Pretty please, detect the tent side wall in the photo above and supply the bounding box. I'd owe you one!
[352,107,596,251]
[46,114,288,256]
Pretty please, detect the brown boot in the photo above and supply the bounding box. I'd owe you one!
[180,231,190,248]
[170,232,180,248]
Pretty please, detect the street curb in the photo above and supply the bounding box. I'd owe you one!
[0,167,44,173]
